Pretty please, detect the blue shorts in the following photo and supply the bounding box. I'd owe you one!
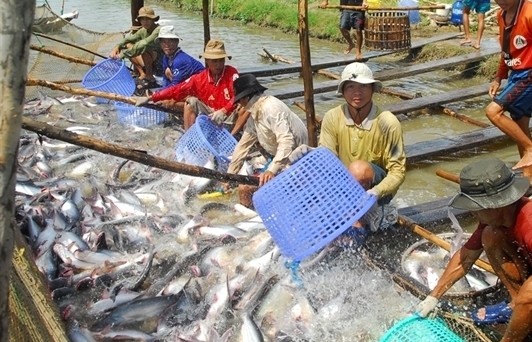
[340,10,365,31]
[494,69,532,121]
[463,0,490,13]
[370,163,392,205]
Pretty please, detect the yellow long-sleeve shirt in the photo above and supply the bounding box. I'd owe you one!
[319,103,406,199]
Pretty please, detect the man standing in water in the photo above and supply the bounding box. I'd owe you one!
[485,0,532,182]
[109,7,162,90]
[417,158,532,341]
[459,0,490,50]
[319,0,368,59]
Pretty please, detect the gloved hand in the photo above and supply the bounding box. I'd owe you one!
[367,189,379,198]
[210,109,226,126]
[416,295,439,317]
[288,144,315,164]
[134,96,150,107]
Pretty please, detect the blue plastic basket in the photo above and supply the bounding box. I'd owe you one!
[380,315,465,342]
[114,102,169,127]
[252,147,376,262]
[82,59,135,96]
[174,114,237,172]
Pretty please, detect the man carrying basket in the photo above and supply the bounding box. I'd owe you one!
[222,75,308,208]
[289,62,406,245]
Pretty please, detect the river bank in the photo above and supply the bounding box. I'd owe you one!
[157,0,499,78]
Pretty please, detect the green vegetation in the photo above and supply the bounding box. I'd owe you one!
[162,0,498,76]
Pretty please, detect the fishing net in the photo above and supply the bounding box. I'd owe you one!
[9,227,69,342]
[27,3,126,99]
[439,310,501,342]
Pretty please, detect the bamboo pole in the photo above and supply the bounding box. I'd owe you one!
[261,48,277,63]
[398,216,496,274]
[202,0,211,46]
[322,4,445,10]
[21,117,260,186]
[32,32,108,59]
[131,0,144,30]
[1,1,41,341]
[30,45,97,66]
[26,78,183,123]
[298,0,318,147]
[436,169,460,184]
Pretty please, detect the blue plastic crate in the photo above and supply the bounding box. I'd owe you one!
[380,315,465,342]
[82,59,135,97]
[253,147,376,262]
[114,102,169,127]
[174,114,237,172]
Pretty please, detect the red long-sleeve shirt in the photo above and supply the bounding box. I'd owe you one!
[151,65,239,114]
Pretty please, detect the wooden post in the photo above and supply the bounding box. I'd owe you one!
[131,0,144,29]
[0,1,34,340]
[298,0,318,147]
[202,0,211,47]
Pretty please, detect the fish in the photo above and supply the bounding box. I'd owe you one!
[181,158,219,204]
[90,294,180,331]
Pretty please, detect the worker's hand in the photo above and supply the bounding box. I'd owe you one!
[133,96,151,107]
[288,144,315,164]
[362,1,369,8]
[259,171,275,186]
[109,47,120,59]
[367,189,379,198]
[318,0,329,8]
[210,109,226,126]
[416,295,439,317]
[488,77,501,99]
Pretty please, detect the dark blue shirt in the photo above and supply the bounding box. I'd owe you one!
[161,48,205,88]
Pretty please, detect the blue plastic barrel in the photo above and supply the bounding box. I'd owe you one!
[450,0,464,25]
[399,0,421,24]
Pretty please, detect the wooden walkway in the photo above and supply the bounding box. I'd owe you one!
[270,47,498,100]
[384,82,490,114]
[240,32,462,78]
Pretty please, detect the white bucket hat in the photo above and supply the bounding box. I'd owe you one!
[337,62,383,94]
[155,26,181,43]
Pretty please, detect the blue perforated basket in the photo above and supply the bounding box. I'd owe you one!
[380,315,465,342]
[174,114,237,172]
[114,102,169,127]
[82,59,135,96]
[252,147,376,262]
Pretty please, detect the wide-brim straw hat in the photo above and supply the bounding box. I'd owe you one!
[336,62,382,94]
[200,39,232,60]
[136,6,160,22]
[233,74,268,104]
[155,25,181,43]
[449,158,530,211]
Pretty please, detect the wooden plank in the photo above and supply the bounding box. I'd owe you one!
[384,83,490,114]
[240,32,462,78]
[376,47,499,82]
[270,48,495,100]
[405,125,511,163]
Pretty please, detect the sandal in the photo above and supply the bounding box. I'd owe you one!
[471,301,513,324]
[136,78,160,91]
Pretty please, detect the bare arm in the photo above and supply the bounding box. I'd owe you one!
[430,246,483,299]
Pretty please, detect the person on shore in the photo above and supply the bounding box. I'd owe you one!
[289,62,406,241]
[156,26,204,89]
[319,0,368,59]
[109,6,162,90]
[134,39,240,131]
[459,0,490,49]
[223,74,308,208]
[417,158,532,341]
[485,0,532,182]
